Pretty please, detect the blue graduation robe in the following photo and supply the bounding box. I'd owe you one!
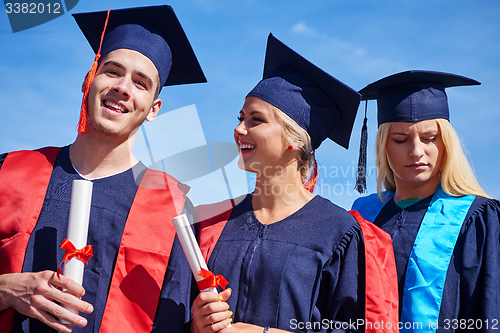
[353,193,500,332]
[205,194,366,332]
[0,147,193,333]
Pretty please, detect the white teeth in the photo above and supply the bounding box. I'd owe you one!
[104,100,125,112]
[239,143,255,150]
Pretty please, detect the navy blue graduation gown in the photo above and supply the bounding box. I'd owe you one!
[373,195,500,331]
[0,147,192,333]
[207,194,365,332]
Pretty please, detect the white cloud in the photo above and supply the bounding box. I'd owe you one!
[291,21,318,36]
[290,21,407,77]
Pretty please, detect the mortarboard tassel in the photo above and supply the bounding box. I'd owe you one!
[77,9,112,135]
[304,151,318,193]
[355,100,368,193]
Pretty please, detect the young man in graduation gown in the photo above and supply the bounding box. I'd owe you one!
[352,70,500,332]
[0,5,206,333]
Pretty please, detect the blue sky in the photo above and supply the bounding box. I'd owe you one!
[1,0,499,209]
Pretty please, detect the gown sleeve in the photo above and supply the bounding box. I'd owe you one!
[457,198,500,327]
[317,224,365,332]
[151,197,196,333]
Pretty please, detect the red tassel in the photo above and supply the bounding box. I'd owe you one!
[77,9,112,135]
[303,151,318,193]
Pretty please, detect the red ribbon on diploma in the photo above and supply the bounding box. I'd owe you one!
[57,239,93,277]
[197,267,229,291]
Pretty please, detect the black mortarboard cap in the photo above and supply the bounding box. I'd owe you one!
[359,70,480,126]
[73,5,206,87]
[247,34,361,150]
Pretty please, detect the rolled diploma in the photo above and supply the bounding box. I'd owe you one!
[172,214,217,293]
[60,179,93,323]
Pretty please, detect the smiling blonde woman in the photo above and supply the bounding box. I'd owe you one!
[192,34,400,333]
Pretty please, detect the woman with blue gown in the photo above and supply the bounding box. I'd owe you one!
[352,70,500,332]
[190,34,400,333]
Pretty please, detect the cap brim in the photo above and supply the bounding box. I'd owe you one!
[359,70,480,100]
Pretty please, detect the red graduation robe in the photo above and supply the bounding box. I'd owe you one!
[0,147,186,332]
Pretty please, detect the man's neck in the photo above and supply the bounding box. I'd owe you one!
[69,132,139,179]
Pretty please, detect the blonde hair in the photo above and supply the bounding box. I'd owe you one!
[375,119,490,201]
[271,106,314,184]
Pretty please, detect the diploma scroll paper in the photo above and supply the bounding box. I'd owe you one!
[60,179,93,324]
[172,214,217,293]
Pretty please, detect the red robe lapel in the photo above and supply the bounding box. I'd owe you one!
[349,210,400,333]
[99,169,186,333]
[0,147,60,331]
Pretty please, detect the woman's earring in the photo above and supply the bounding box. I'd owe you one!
[288,145,294,150]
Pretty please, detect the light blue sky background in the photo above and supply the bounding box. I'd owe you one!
[1,0,499,209]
